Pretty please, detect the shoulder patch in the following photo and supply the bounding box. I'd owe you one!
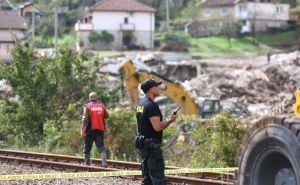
[136,106,144,113]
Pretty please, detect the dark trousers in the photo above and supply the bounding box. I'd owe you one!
[140,148,166,185]
[83,130,106,154]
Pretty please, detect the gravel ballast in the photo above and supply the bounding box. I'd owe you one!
[0,162,141,185]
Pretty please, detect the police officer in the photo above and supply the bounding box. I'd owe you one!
[81,92,109,167]
[136,79,178,185]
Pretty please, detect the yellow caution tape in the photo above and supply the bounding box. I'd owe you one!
[0,171,141,181]
[165,167,238,174]
[0,167,238,181]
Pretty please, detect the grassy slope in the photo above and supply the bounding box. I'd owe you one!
[188,30,298,58]
[57,30,298,59]
[177,2,300,58]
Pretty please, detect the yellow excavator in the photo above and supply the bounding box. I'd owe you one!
[120,59,221,117]
[236,89,300,184]
[121,58,300,184]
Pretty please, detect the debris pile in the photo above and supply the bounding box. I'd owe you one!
[99,50,299,117]
[180,51,300,117]
[158,41,188,52]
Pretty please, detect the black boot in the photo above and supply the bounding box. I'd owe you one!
[84,154,91,165]
[101,151,107,168]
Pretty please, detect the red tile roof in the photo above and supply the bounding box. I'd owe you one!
[90,0,155,12]
[202,0,240,7]
[0,10,27,30]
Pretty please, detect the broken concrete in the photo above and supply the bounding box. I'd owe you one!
[110,50,300,117]
[181,51,300,117]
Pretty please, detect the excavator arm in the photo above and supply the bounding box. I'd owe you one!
[120,60,199,115]
[294,89,300,116]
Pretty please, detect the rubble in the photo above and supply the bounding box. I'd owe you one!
[158,41,188,52]
[0,49,299,119]
[181,51,300,117]
[100,50,299,118]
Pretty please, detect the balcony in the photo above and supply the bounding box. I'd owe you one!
[120,23,135,31]
[75,22,94,31]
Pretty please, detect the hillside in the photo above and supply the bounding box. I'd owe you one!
[2,0,299,49]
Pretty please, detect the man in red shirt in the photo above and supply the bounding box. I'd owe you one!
[81,92,109,167]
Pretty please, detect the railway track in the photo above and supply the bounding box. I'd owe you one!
[0,149,234,185]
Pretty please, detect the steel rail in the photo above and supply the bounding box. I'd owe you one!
[0,149,144,170]
[0,149,234,184]
[0,155,115,172]
[166,175,233,185]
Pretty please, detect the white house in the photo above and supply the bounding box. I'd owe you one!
[186,0,290,37]
[75,0,156,51]
[235,1,290,33]
[0,10,27,62]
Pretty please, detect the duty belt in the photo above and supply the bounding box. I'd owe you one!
[144,138,161,149]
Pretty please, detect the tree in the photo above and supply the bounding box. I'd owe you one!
[223,21,235,48]
[0,43,118,146]
[0,43,56,145]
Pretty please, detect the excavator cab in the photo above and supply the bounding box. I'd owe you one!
[196,97,221,118]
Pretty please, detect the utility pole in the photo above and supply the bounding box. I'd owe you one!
[32,10,35,49]
[53,0,58,54]
[165,0,169,30]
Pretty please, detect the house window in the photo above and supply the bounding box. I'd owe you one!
[124,17,129,24]
[276,6,283,14]
[203,9,211,17]
[239,5,246,12]
[220,8,228,16]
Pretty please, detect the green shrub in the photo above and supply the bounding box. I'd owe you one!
[88,31,101,43]
[105,107,137,161]
[163,32,190,46]
[101,31,114,43]
[88,31,114,44]
[235,21,244,36]
[165,112,250,168]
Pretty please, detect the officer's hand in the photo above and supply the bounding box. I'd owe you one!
[169,107,180,122]
[170,113,178,122]
[81,128,86,137]
[172,107,181,116]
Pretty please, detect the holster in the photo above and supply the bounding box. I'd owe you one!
[134,134,145,149]
[134,135,161,149]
